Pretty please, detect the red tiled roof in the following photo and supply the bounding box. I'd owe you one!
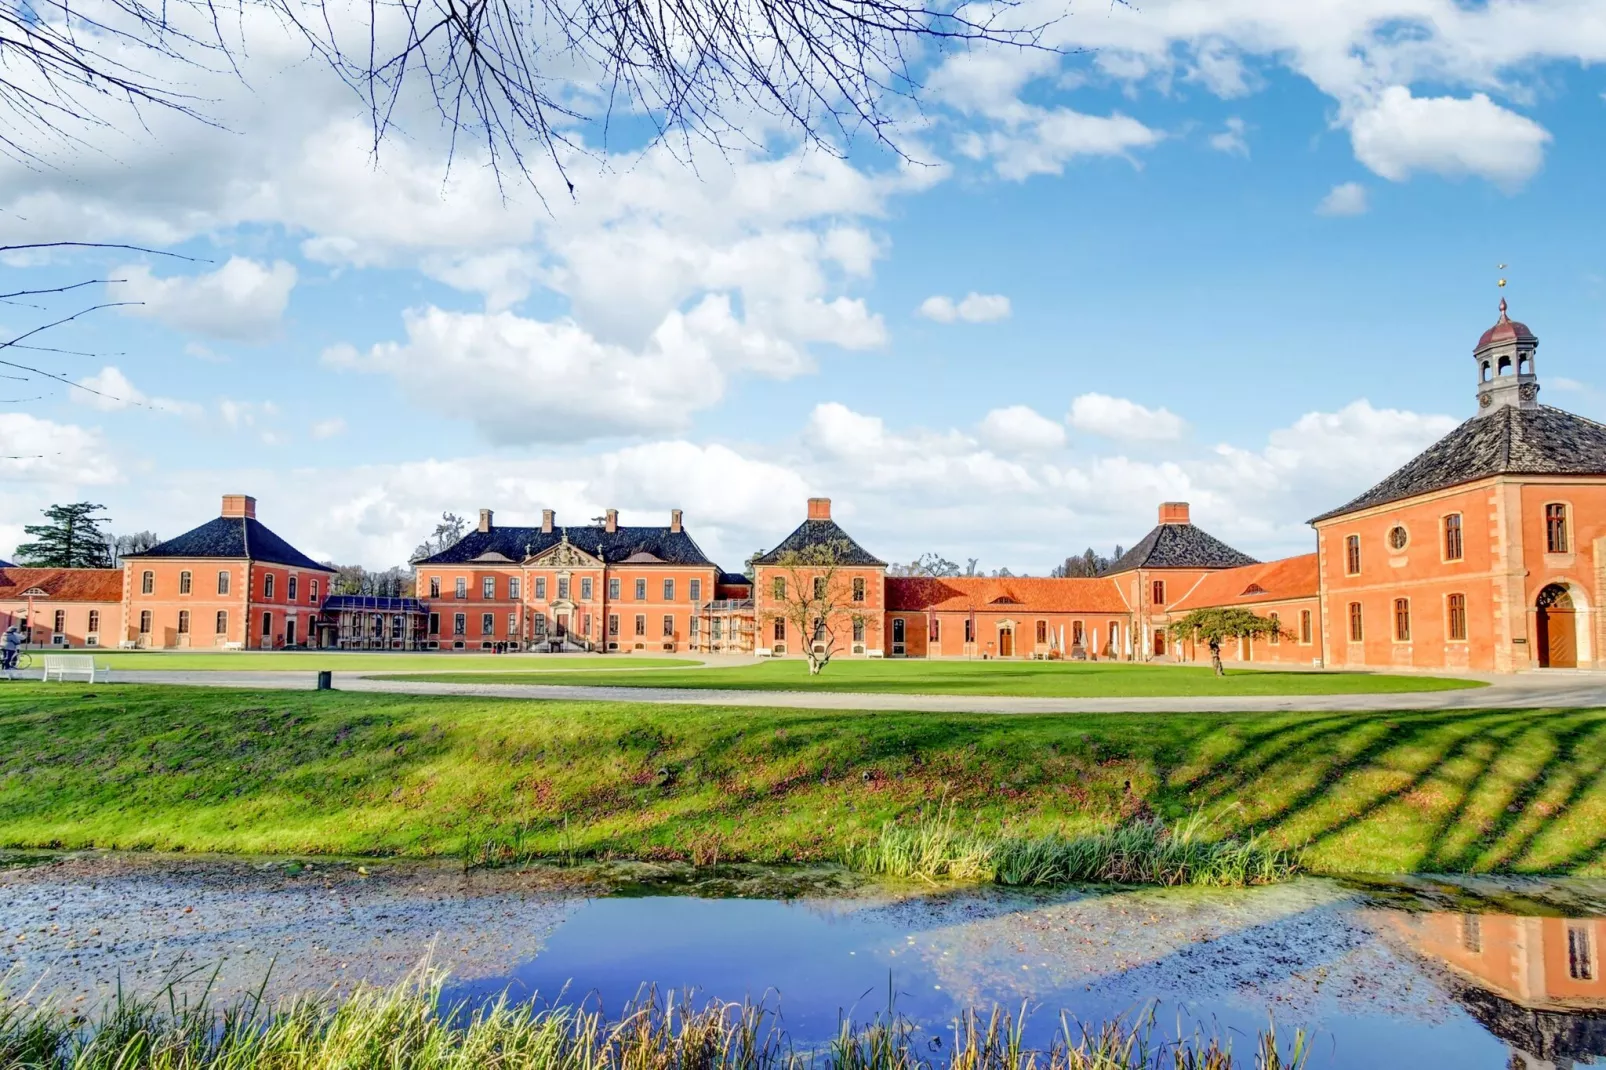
[886,576,1130,614]
[1168,554,1319,611]
[0,567,123,603]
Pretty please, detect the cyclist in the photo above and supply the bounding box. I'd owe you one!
[1,625,20,679]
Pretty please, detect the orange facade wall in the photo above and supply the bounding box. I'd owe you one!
[413,562,719,651]
[0,598,121,648]
[123,560,330,649]
[884,610,1130,659]
[753,564,886,657]
[1316,477,1603,672]
[1170,597,1324,667]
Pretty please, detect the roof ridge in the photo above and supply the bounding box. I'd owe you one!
[240,515,252,559]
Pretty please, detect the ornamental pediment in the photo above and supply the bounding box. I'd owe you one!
[526,539,602,568]
[20,587,49,597]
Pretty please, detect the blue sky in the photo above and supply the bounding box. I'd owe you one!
[3,1,1605,573]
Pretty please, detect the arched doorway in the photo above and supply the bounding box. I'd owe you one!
[1537,585,1577,669]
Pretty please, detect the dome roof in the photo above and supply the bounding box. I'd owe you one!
[1477,297,1535,349]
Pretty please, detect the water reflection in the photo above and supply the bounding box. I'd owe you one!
[1384,912,1606,1069]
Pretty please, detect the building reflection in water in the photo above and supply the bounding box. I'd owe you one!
[1388,911,1606,1070]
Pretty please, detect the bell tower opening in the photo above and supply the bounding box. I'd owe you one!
[1473,297,1539,416]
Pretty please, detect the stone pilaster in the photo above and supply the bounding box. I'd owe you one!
[1490,480,1530,672]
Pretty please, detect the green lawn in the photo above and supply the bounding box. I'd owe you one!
[89,652,698,672]
[379,657,1484,696]
[0,685,1598,875]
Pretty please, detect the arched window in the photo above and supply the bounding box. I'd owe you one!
[1443,514,1463,561]
[1481,361,1491,382]
[1498,355,1512,375]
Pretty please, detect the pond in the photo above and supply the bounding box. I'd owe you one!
[4,854,1605,1069]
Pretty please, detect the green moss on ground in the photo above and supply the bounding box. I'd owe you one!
[378,657,1483,696]
[0,685,1598,876]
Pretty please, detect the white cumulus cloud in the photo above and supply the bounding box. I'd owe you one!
[1348,87,1552,189]
[1067,394,1186,442]
[977,406,1066,453]
[109,258,297,341]
[1316,182,1369,217]
[918,292,1013,324]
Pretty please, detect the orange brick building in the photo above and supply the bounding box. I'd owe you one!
[38,299,1595,672]
[751,498,886,658]
[1310,300,1606,672]
[411,507,722,653]
[121,494,335,649]
[0,567,122,648]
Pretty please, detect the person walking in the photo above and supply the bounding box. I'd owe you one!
[2,625,20,680]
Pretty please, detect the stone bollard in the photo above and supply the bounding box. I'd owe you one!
[316,670,333,691]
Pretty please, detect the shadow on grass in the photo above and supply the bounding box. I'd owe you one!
[0,686,1603,876]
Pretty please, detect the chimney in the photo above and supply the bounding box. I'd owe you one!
[807,497,832,521]
[605,508,618,533]
[478,508,493,533]
[541,509,554,534]
[221,494,256,519]
[1158,502,1190,526]
[670,509,683,533]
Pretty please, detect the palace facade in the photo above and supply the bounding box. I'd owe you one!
[2,300,1600,671]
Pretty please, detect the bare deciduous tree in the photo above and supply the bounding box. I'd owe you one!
[4,0,1053,187]
[762,537,866,674]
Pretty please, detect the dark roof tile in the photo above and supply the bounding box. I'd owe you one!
[126,517,334,572]
[415,525,715,567]
[1105,523,1258,573]
[1310,405,1606,523]
[752,519,885,567]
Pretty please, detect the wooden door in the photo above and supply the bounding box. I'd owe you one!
[999,627,1014,658]
[1540,607,1577,668]
[1537,586,1578,669]
[1153,629,1166,657]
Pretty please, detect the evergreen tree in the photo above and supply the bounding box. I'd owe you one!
[14,503,115,569]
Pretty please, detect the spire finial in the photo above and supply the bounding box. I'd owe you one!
[1497,263,1508,319]
[1499,295,1509,320]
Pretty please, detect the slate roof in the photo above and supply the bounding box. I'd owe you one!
[1310,404,1606,524]
[1105,522,1258,574]
[0,567,123,602]
[124,517,335,572]
[752,519,885,567]
[0,559,13,568]
[1169,554,1319,612]
[887,576,1129,614]
[414,525,715,567]
[718,572,752,587]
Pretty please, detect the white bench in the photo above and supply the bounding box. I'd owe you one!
[42,654,104,682]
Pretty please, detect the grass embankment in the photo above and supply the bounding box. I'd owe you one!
[0,968,1307,1070]
[0,686,1602,875]
[92,653,698,672]
[378,658,1483,696]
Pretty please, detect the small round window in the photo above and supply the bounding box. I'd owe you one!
[1387,525,1409,551]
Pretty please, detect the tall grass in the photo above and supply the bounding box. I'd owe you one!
[0,967,1306,1070]
[843,808,1299,887]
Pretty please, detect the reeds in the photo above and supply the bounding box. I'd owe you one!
[842,807,1299,888]
[0,968,1306,1070]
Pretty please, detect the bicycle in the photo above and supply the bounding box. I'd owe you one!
[2,650,30,675]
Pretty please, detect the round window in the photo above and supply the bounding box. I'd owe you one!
[1387,525,1409,551]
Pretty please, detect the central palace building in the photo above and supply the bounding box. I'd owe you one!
[3,301,1602,673]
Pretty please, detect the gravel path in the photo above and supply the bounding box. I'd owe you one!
[69,668,1606,712]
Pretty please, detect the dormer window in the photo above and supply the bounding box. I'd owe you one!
[1242,583,1267,596]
